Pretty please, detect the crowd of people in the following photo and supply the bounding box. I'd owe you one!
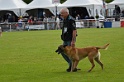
[17,15,61,30]
[0,13,62,31]
[0,8,97,31]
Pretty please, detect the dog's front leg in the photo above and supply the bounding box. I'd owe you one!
[71,61,75,72]
[72,60,79,72]
[75,60,79,69]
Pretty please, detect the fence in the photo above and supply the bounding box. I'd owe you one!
[0,19,105,32]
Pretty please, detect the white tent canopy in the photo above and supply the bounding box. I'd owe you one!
[107,0,124,16]
[0,0,27,16]
[108,0,124,9]
[59,0,102,7]
[25,0,56,9]
[25,0,61,15]
[58,0,104,18]
[109,0,124,5]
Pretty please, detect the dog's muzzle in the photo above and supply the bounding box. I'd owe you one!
[55,47,64,54]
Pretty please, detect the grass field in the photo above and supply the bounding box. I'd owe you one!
[0,28,124,82]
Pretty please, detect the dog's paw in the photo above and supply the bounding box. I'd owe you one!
[88,70,91,72]
[72,68,78,72]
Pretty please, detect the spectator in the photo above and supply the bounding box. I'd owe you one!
[0,27,2,37]
[55,16,60,30]
[28,16,33,25]
[43,17,48,30]
[76,14,80,20]
[51,16,55,30]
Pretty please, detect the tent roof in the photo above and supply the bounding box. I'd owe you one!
[59,0,103,7]
[25,0,58,9]
[109,0,124,5]
[108,0,124,9]
[0,0,27,10]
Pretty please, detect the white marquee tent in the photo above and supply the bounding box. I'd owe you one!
[25,0,61,15]
[58,0,104,18]
[59,0,102,7]
[25,0,105,18]
[108,0,124,9]
[0,0,27,16]
[25,0,56,9]
[107,0,124,16]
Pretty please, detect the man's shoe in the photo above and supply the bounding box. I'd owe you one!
[66,68,71,72]
[66,66,71,72]
[66,68,81,72]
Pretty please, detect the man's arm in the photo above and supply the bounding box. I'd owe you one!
[71,30,77,47]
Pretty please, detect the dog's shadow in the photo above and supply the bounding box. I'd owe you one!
[53,69,105,75]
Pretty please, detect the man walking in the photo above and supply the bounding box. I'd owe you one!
[59,8,77,72]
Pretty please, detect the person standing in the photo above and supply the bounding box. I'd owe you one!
[43,17,48,30]
[0,27,2,37]
[59,8,78,72]
[55,16,60,30]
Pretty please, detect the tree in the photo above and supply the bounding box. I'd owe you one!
[61,0,66,3]
[23,0,32,4]
[105,0,114,3]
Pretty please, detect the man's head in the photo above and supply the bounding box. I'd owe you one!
[60,8,69,19]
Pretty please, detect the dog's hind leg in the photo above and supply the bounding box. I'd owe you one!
[88,55,95,72]
[94,52,103,70]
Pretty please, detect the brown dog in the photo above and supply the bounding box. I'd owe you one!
[56,44,109,72]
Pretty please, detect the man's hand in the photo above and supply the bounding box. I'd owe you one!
[71,41,75,47]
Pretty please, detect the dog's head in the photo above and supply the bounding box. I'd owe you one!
[55,45,67,54]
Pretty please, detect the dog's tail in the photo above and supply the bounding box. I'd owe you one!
[96,43,110,50]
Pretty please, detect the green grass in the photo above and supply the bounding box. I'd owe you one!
[0,28,124,82]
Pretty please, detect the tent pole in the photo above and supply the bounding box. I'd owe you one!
[19,8,21,17]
